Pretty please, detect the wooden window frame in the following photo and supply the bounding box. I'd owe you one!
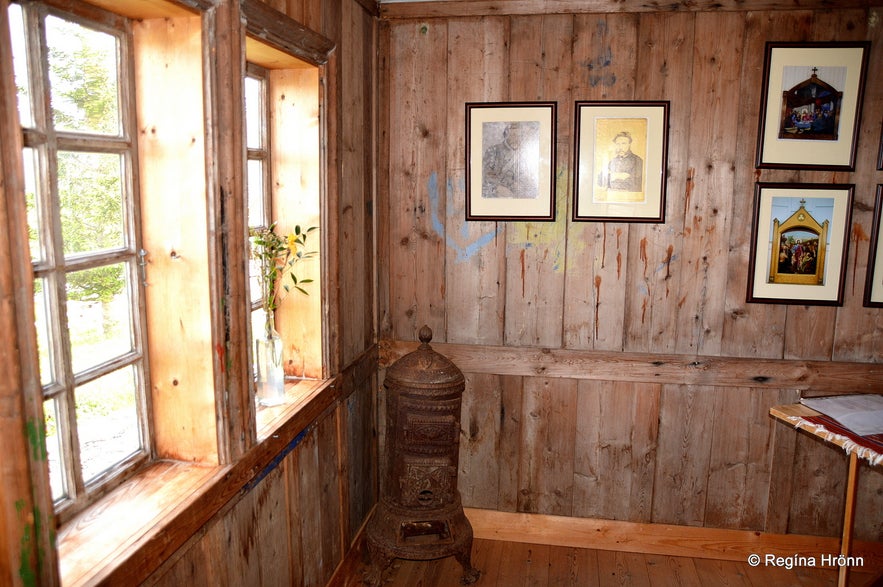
[3,0,337,581]
[245,37,328,433]
[15,0,152,521]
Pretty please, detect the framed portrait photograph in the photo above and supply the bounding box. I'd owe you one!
[465,102,557,221]
[755,41,870,170]
[864,186,883,307]
[747,183,854,306]
[572,101,669,222]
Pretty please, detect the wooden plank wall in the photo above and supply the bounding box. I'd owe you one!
[146,372,376,587]
[377,4,883,543]
[141,0,379,583]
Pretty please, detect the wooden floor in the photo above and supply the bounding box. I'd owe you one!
[336,538,883,587]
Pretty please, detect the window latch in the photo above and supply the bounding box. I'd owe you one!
[138,249,149,286]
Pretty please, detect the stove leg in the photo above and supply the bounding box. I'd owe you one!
[454,548,480,585]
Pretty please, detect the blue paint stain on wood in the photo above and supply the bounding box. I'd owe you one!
[244,426,311,492]
[426,171,501,263]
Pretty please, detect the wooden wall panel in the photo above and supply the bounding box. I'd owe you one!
[386,20,449,341]
[564,14,640,352]
[444,17,508,345]
[623,13,694,354]
[381,4,883,545]
[517,377,578,515]
[572,380,659,523]
[335,0,376,368]
[503,15,571,348]
[453,369,883,541]
[674,12,742,357]
[459,373,504,509]
[719,10,812,360]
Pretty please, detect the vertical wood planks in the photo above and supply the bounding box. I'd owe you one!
[135,16,218,463]
[445,17,508,345]
[704,387,778,530]
[673,12,744,357]
[517,377,578,516]
[565,14,640,352]
[503,15,571,348]
[386,20,448,341]
[573,380,660,523]
[828,8,883,362]
[651,384,716,527]
[625,13,695,354]
[337,0,376,366]
[0,0,57,580]
[719,10,812,359]
[459,373,504,509]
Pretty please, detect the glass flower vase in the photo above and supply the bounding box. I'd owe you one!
[255,322,286,407]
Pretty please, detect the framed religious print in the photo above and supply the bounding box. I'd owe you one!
[747,183,853,306]
[864,186,883,307]
[572,101,669,222]
[465,102,557,221]
[755,42,870,170]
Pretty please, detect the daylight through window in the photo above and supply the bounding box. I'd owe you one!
[10,1,149,513]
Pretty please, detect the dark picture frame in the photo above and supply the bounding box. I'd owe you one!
[465,101,557,221]
[755,41,870,171]
[747,183,853,306]
[572,100,669,222]
[877,120,883,171]
[864,186,883,307]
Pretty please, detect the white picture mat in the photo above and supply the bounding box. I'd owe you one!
[575,104,666,219]
[468,106,555,218]
[751,186,850,302]
[759,46,865,167]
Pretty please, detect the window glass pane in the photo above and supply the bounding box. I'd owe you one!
[244,75,262,149]
[44,397,67,501]
[247,159,265,228]
[8,3,33,127]
[45,15,120,135]
[249,254,262,306]
[75,365,141,483]
[66,263,133,374]
[22,147,42,262]
[58,151,125,255]
[34,277,54,387]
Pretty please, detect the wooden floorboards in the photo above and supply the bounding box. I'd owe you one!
[335,538,883,586]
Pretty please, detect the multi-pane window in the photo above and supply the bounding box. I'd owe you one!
[10,2,149,512]
[245,64,272,357]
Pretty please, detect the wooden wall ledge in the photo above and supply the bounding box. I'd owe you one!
[464,508,883,569]
[379,0,877,19]
[379,339,883,394]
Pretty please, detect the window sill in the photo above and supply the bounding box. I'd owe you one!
[57,377,338,586]
[57,459,223,586]
[256,378,326,439]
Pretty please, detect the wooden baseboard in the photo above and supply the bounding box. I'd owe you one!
[330,507,883,585]
[465,508,883,569]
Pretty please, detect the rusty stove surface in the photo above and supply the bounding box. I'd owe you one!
[363,326,479,586]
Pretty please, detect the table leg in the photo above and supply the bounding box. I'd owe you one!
[838,452,859,587]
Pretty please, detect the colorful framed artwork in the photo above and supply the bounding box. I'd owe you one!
[465,102,557,221]
[572,100,669,222]
[755,42,870,170]
[747,183,854,306]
